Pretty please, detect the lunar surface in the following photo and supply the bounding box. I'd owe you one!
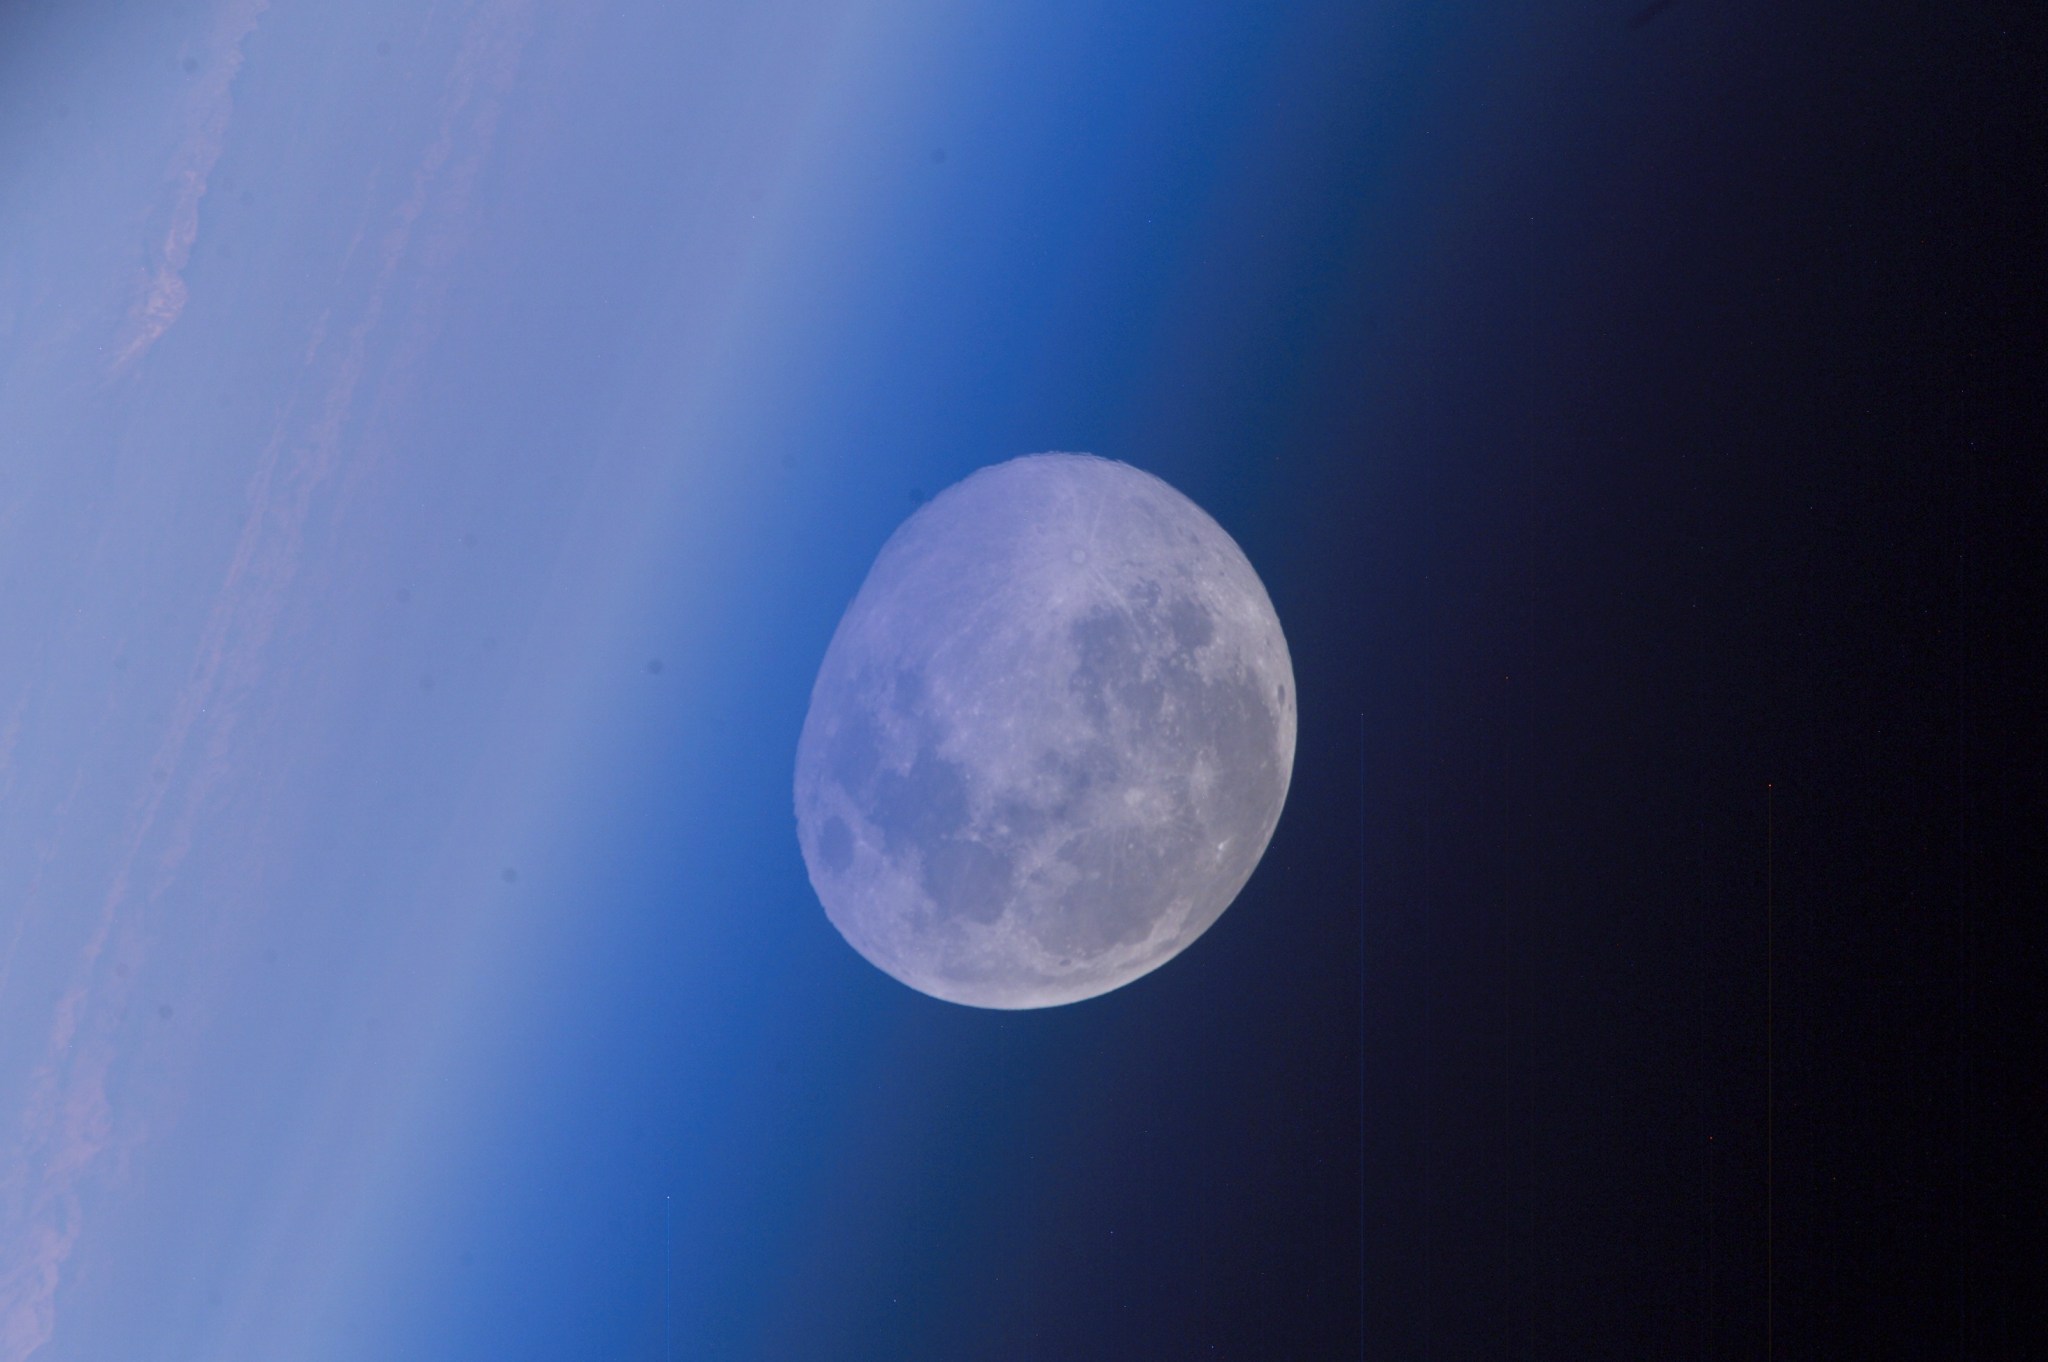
[794,453,1296,1008]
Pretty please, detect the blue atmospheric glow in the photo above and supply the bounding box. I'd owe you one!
[1,1,1485,1356]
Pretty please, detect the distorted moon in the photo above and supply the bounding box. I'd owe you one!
[793,453,1295,1008]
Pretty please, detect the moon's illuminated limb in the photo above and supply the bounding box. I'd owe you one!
[794,453,1295,1008]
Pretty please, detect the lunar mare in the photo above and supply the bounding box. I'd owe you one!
[794,453,1295,1008]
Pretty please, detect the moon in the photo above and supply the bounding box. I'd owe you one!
[794,453,1296,1008]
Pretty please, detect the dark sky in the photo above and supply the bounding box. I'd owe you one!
[1263,4,2043,1356]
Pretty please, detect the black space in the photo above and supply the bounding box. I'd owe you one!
[1269,6,2042,1357]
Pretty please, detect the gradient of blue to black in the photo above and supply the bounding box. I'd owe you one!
[2,1,2039,1359]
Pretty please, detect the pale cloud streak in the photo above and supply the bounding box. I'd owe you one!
[106,0,272,379]
[0,2,538,1355]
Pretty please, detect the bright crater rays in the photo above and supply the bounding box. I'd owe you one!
[794,453,1295,1008]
